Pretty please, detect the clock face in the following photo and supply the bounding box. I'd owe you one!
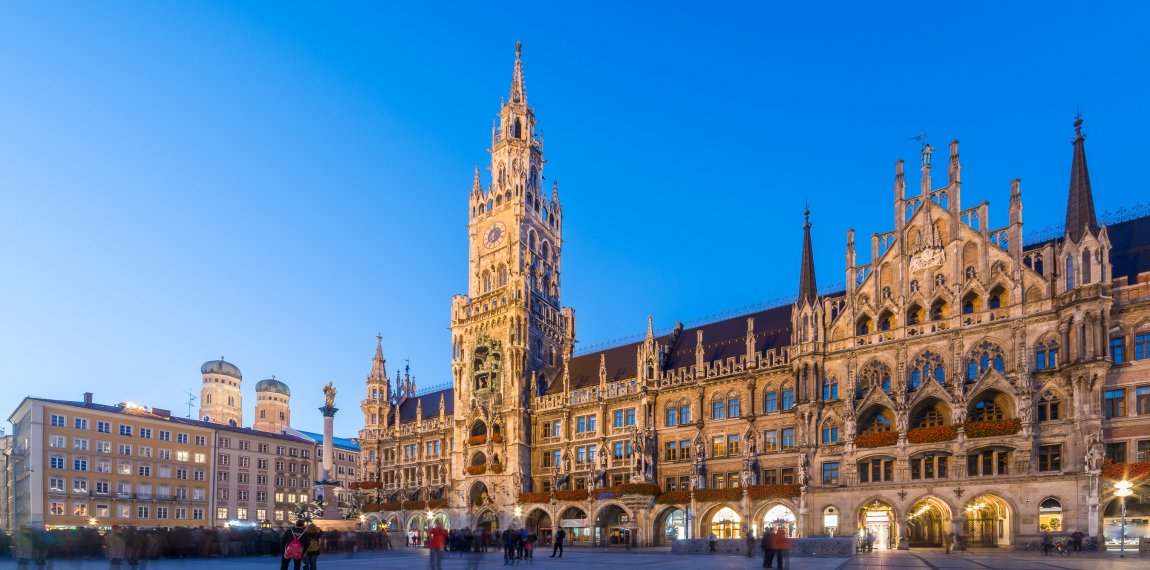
[484,222,506,248]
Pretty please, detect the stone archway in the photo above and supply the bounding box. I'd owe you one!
[907,496,952,547]
[653,506,686,545]
[475,508,499,532]
[468,481,490,508]
[558,506,590,545]
[964,494,1012,547]
[858,499,898,550]
[760,504,798,538]
[594,503,633,546]
[526,508,553,544]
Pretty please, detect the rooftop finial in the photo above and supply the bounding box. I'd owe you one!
[516,40,522,60]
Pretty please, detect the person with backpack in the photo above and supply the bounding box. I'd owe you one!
[303,524,323,570]
[281,521,307,570]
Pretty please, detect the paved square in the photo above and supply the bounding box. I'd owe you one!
[0,548,1146,570]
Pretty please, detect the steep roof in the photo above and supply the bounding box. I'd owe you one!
[1065,118,1100,243]
[552,303,794,395]
[1023,214,1150,285]
[294,429,360,452]
[395,389,454,423]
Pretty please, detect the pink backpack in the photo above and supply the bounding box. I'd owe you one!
[284,530,304,560]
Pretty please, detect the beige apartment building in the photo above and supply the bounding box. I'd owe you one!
[355,44,1150,550]
[7,394,215,528]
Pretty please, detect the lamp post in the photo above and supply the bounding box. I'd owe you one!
[1114,480,1133,559]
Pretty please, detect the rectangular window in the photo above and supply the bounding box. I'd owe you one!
[712,436,725,457]
[613,410,624,428]
[680,405,691,424]
[194,435,206,446]
[73,457,89,471]
[1106,442,1128,464]
[1038,445,1062,472]
[138,506,150,519]
[727,434,741,456]
[159,430,171,441]
[665,441,678,462]
[781,467,795,485]
[49,435,66,448]
[625,409,636,426]
[781,390,795,410]
[50,414,66,427]
[74,418,89,430]
[781,428,796,449]
[728,398,741,418]
[1137,387,1150,416]
[764,430,778,452]
[762,469,778,485]
[576,446,587,464]
[576,416,586,433]
[139,428,152,439]
[177,433,189,444]
[1112,337,1126,364]
[679,440,691,461]
[822,462,839,485]
[711,473,725,490]
[1136,333,1150,361]
[49,455,65,469]
[119,425,132,437]
[712,400,725,420]
[764,393,778,413]
[49,476,65,492]
[49,502,65,516]
[665,407,678,426]
[1137,440,1150,462]
[216,507,228,520]
[73,438,89,451]
[97,421,111,433]
[1104,389,1127,418]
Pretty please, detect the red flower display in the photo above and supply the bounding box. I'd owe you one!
[963,418,1021,438]
[854,431,898,448]
[466,435,488,446]
[1102,461,1150,481]
[617,483,661,496]
[466,465,487,475]
[692,488,743,502]
[656,490,691,504]
[907,425,957,444]
[378,501,401,511]
[519,492,551,504]
[746,484,801,500]
[553,490,588,501]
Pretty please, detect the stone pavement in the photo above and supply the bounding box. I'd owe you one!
[0,548,1147,570]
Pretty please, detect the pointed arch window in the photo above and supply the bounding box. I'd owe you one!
[821,420,840,444]
[1066,255,1075,289]
[822,375,839,401]
[1082,250,1092,284]
[1035,338,1060,370]
[859,361,892,394]
[908,351,945,391]
[1037,390,1061,421]
[497,265,508,288]
[966,341,1006,381]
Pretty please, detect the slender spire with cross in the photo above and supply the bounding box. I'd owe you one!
[1065,114,1099,243]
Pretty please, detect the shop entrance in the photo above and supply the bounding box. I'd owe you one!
[963,494,1011,547]
[595,504,631,546]
[858,500,896,551]
[711,507,742,539]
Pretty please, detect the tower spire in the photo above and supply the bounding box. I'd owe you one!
[369,334,390,401]
[1065,116,1099,243]
[797,208,818,307]
[509,41,526,105]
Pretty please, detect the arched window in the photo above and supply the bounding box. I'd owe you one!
[1035,337,1060,370]
[859,361,892,394]
[1037,390,1061,422]
[930,299,948,321]
[260,409,266,419]
[862,409,894,434]
[1039,498,1063,532]
[486,199,493,212]
[821,420,840,444]
[1082,250,1092,285]
[711,394,726,420]
[962,292,981,315]
[482,271,492,293]
[913,405,947,428]
[727,392,741,418]
[497,265,508,288]
[908,351,946,391]
[541,242,551,263]
[969,395,1008,422]
[822,375,839,401]
[878,310,895,331]
[279,411,285,421]
[966,340,1006,381]
[907,304,924,326]
[205,394,212,404]
[227,396,235,407]
[1066,255,1075,289]
[764,386,779,413]
[856,315,873,336]
[781,383,795,410]
[988,285,1007,310]
[528,230,536,251]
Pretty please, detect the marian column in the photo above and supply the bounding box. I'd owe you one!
[317,382,342,520]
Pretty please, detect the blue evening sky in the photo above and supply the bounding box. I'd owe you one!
[1,2,1147,435]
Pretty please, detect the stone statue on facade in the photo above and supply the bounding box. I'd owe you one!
[797,453,809,487]
[1086,432,1105,473]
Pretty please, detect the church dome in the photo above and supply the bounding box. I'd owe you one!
[255,377,291,397]
[201,358,242,380]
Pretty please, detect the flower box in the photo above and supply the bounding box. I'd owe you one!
[491,464,505,474]
[692,488,742,502]
[466,435,488,446]
[553,489,588,501]
[907,425,957,444]
[854,431,898,448]
[466,465,487,475]
[617,483,661,496]
[492,434,505,444]
[1102,461,1150,481]
[656,490,691,504]
[746,484,801,501]
[378,501,401,511]
[519,492,551,504]
[427,499,448,509]
[963,418,1021,438]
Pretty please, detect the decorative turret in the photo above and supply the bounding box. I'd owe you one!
[797,209,818,308]
[1065,117,1100,244]
[361,335,392,428]
[198,357,242,427]
[509,41,526,105]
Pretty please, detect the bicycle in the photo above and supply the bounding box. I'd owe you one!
[1024,541,1038,551]
[1083,537,1099,552]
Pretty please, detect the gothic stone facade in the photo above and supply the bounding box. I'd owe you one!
[353,45,1150,548]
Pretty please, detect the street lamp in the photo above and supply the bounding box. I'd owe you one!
[88,517,98,527]
[1114,480,1133,559]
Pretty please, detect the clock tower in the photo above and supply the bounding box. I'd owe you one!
[450,42,574,520]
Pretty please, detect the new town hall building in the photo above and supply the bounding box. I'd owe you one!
[354,45,1150,549]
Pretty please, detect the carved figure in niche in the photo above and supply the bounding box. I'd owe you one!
[797,453,809,486]
[1085,429,1105,472]
[744,429,758,458]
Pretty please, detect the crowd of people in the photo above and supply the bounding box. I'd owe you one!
[0,524,390,565]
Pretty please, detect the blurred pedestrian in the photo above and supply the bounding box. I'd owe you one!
[280,521,306,570]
